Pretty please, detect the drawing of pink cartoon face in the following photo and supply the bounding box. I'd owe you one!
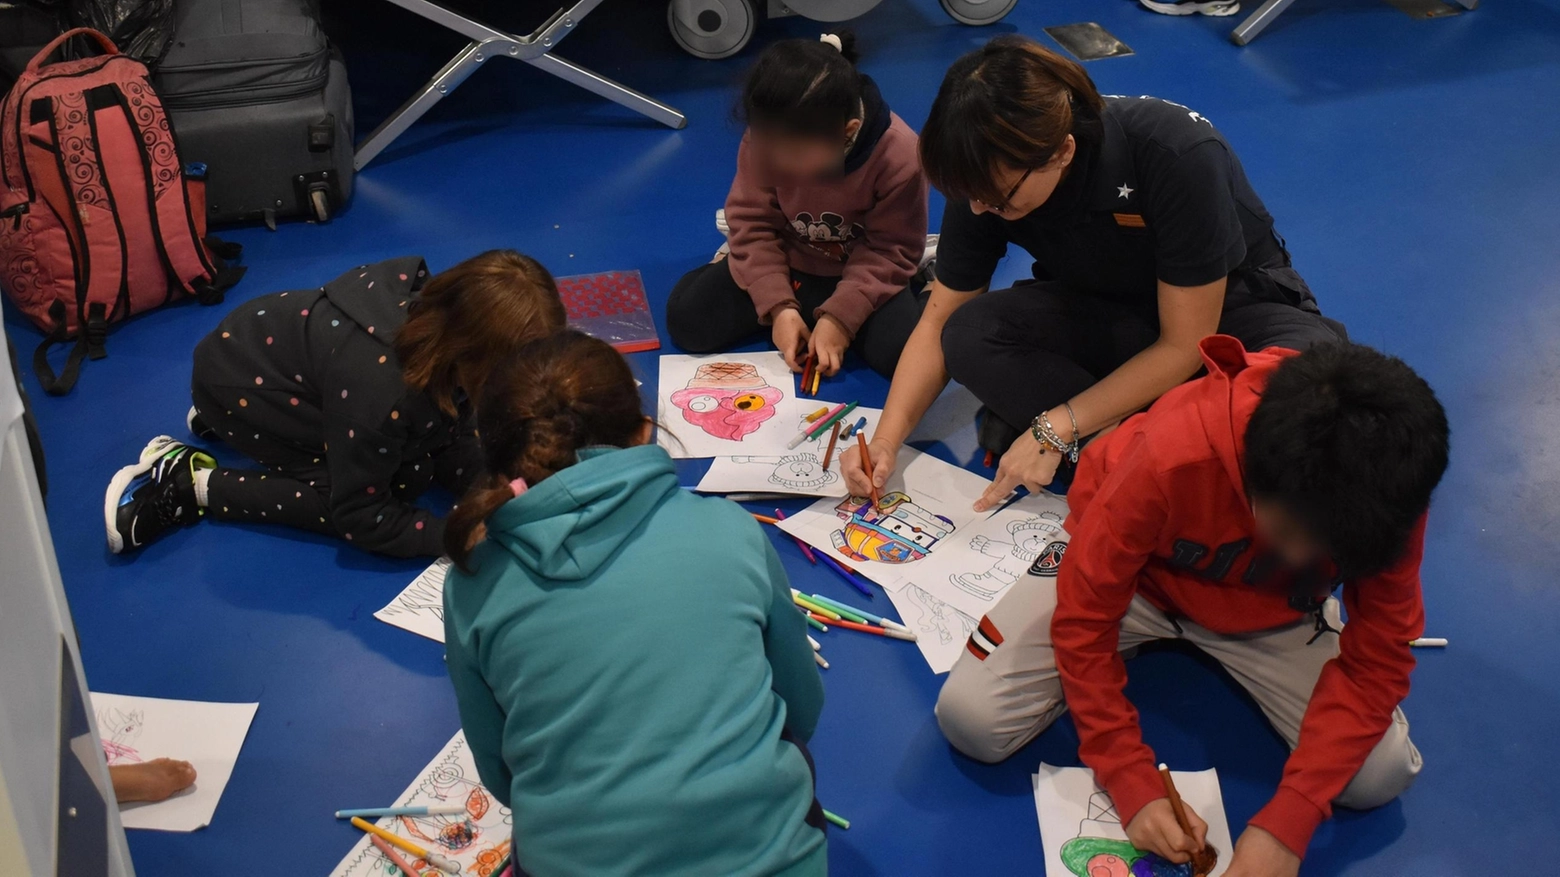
[672,362,783,442]
[1086,854,1131,877]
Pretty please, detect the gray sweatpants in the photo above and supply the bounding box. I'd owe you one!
[935,579,1421,811]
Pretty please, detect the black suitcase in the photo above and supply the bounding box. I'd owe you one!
[156,0,352,227]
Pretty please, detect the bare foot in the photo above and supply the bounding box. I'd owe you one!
[110,759,197,803]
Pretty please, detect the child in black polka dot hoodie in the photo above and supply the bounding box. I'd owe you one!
[105,250,567,558]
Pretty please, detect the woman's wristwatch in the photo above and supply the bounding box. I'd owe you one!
[1031,403,1082,463]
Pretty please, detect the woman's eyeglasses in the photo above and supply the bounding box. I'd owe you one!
[977,167,1034,214]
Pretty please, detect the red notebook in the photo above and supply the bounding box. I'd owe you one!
[556,269,661,354]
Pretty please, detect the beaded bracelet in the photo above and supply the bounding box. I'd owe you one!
[1031,410,1081,463]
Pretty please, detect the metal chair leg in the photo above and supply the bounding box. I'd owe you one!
[527,53,688,131]
[1230,0,1301,45]
[355,0,686,170]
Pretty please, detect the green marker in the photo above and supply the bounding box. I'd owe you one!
[808,594,869,624]
[805,614,828,633]
[823,809,850,830]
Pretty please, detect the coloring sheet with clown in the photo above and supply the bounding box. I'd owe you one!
[1033,763,1232,877]
[656,353,803,458]
[694,404,883,497]
[774,447,991,588]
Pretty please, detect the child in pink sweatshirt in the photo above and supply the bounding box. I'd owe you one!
[666,34,929,378]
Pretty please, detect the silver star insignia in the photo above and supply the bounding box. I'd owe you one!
[1117,183,1134,199]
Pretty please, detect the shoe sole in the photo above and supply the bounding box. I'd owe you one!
[104,436,179,554]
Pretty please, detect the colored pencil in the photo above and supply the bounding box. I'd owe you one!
[370,835,422,877]
[793,594,841,621]
[787,402,846,449]
[804,405,829,423]
[805,614,828,632]
[337,804,466,819]
[815,652,830,669]
[823,809,851,830]
[818,553,874,599]
[830,617,917,642]
[822,421,842,470]
[751,512,781,525]
[807,401,858,441]
[773,509,816,563]
[856,431,880,509]
[350,817,460,874]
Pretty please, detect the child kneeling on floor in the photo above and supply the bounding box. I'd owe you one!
[935,338,1449,874]
[441,331,827,877]
[106,250,566,558]
[666,33,929,379]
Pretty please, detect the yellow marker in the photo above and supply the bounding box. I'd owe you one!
[792,594,841,621]
[350,817,460,874]
[804,406,829,423]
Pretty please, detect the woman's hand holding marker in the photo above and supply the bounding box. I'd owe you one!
[842,437,898,499]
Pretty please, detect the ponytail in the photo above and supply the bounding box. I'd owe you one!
[444,331,646,570]
[920,35,1105,206]
[737,32,864,138]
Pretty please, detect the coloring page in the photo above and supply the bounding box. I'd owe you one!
[375,558,451,643]
[884,582,979,674]
[89,693,258,832]
[330,731,513,877]
[1033,764,1232,877]
[656,353,803,458]
[774,448,991,587]
[902,492,1071,620]
[695,404,882,497]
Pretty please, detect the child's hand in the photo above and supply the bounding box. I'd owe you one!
[1125,798,1208,864]
[842,437,898,497]
[772,308,811,372]
[811,316,850,376]
[1222,827,1299,877]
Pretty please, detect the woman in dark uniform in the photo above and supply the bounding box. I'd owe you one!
[841,37,1344,508]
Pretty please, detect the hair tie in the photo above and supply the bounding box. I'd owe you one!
[509,477,528,498]
[819,33,843,52]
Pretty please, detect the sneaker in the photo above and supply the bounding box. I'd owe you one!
[714,208,729,237]
[1138,0,1241,14]
[105,436,216,553]
[920,233,939,269]
[186,406,218,441]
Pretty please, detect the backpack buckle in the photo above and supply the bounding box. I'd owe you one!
[84,302,108,360]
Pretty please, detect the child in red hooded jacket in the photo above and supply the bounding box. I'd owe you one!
[936,337,1449,875]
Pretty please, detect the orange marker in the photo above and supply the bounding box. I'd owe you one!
[822,421,842,470]
[369,835,422,877]
[856,431,880,509]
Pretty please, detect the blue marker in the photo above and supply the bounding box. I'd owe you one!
[335,804,467,819]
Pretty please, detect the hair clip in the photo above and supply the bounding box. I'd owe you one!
[819,33,843,52]
[509,477,528,498]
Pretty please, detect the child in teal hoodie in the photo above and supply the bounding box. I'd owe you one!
[441,331,827,877]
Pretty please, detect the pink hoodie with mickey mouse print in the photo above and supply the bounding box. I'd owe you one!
[723,78,927,337]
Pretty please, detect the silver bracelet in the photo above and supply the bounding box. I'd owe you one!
[1031,412,1081,463]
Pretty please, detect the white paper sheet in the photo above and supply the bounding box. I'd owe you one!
[90,693,258,832]
[330,731,513,877]
[656,353,807,458]
[884,582,979,674]
[375,558,451,643]
[694,404,883,497]
[1033,763,1232,877]
[900,492,1071,620]
[773,447,992,587]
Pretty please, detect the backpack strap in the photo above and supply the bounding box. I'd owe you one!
[31,301,92,396]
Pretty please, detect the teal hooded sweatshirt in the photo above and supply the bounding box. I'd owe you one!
[443,445,827,877]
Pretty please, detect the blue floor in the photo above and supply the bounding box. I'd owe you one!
[8,0,1560,872]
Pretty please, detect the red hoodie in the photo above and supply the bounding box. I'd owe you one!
[1052,335,1425,857]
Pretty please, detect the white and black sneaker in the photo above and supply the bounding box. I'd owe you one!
[1138,0,1241,14]
[105,436,216,553]
[186,405,219,441]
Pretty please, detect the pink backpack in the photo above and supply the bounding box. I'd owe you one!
[0,29,244,395]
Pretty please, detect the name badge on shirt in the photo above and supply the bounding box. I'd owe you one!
[1113,213,1146,228]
